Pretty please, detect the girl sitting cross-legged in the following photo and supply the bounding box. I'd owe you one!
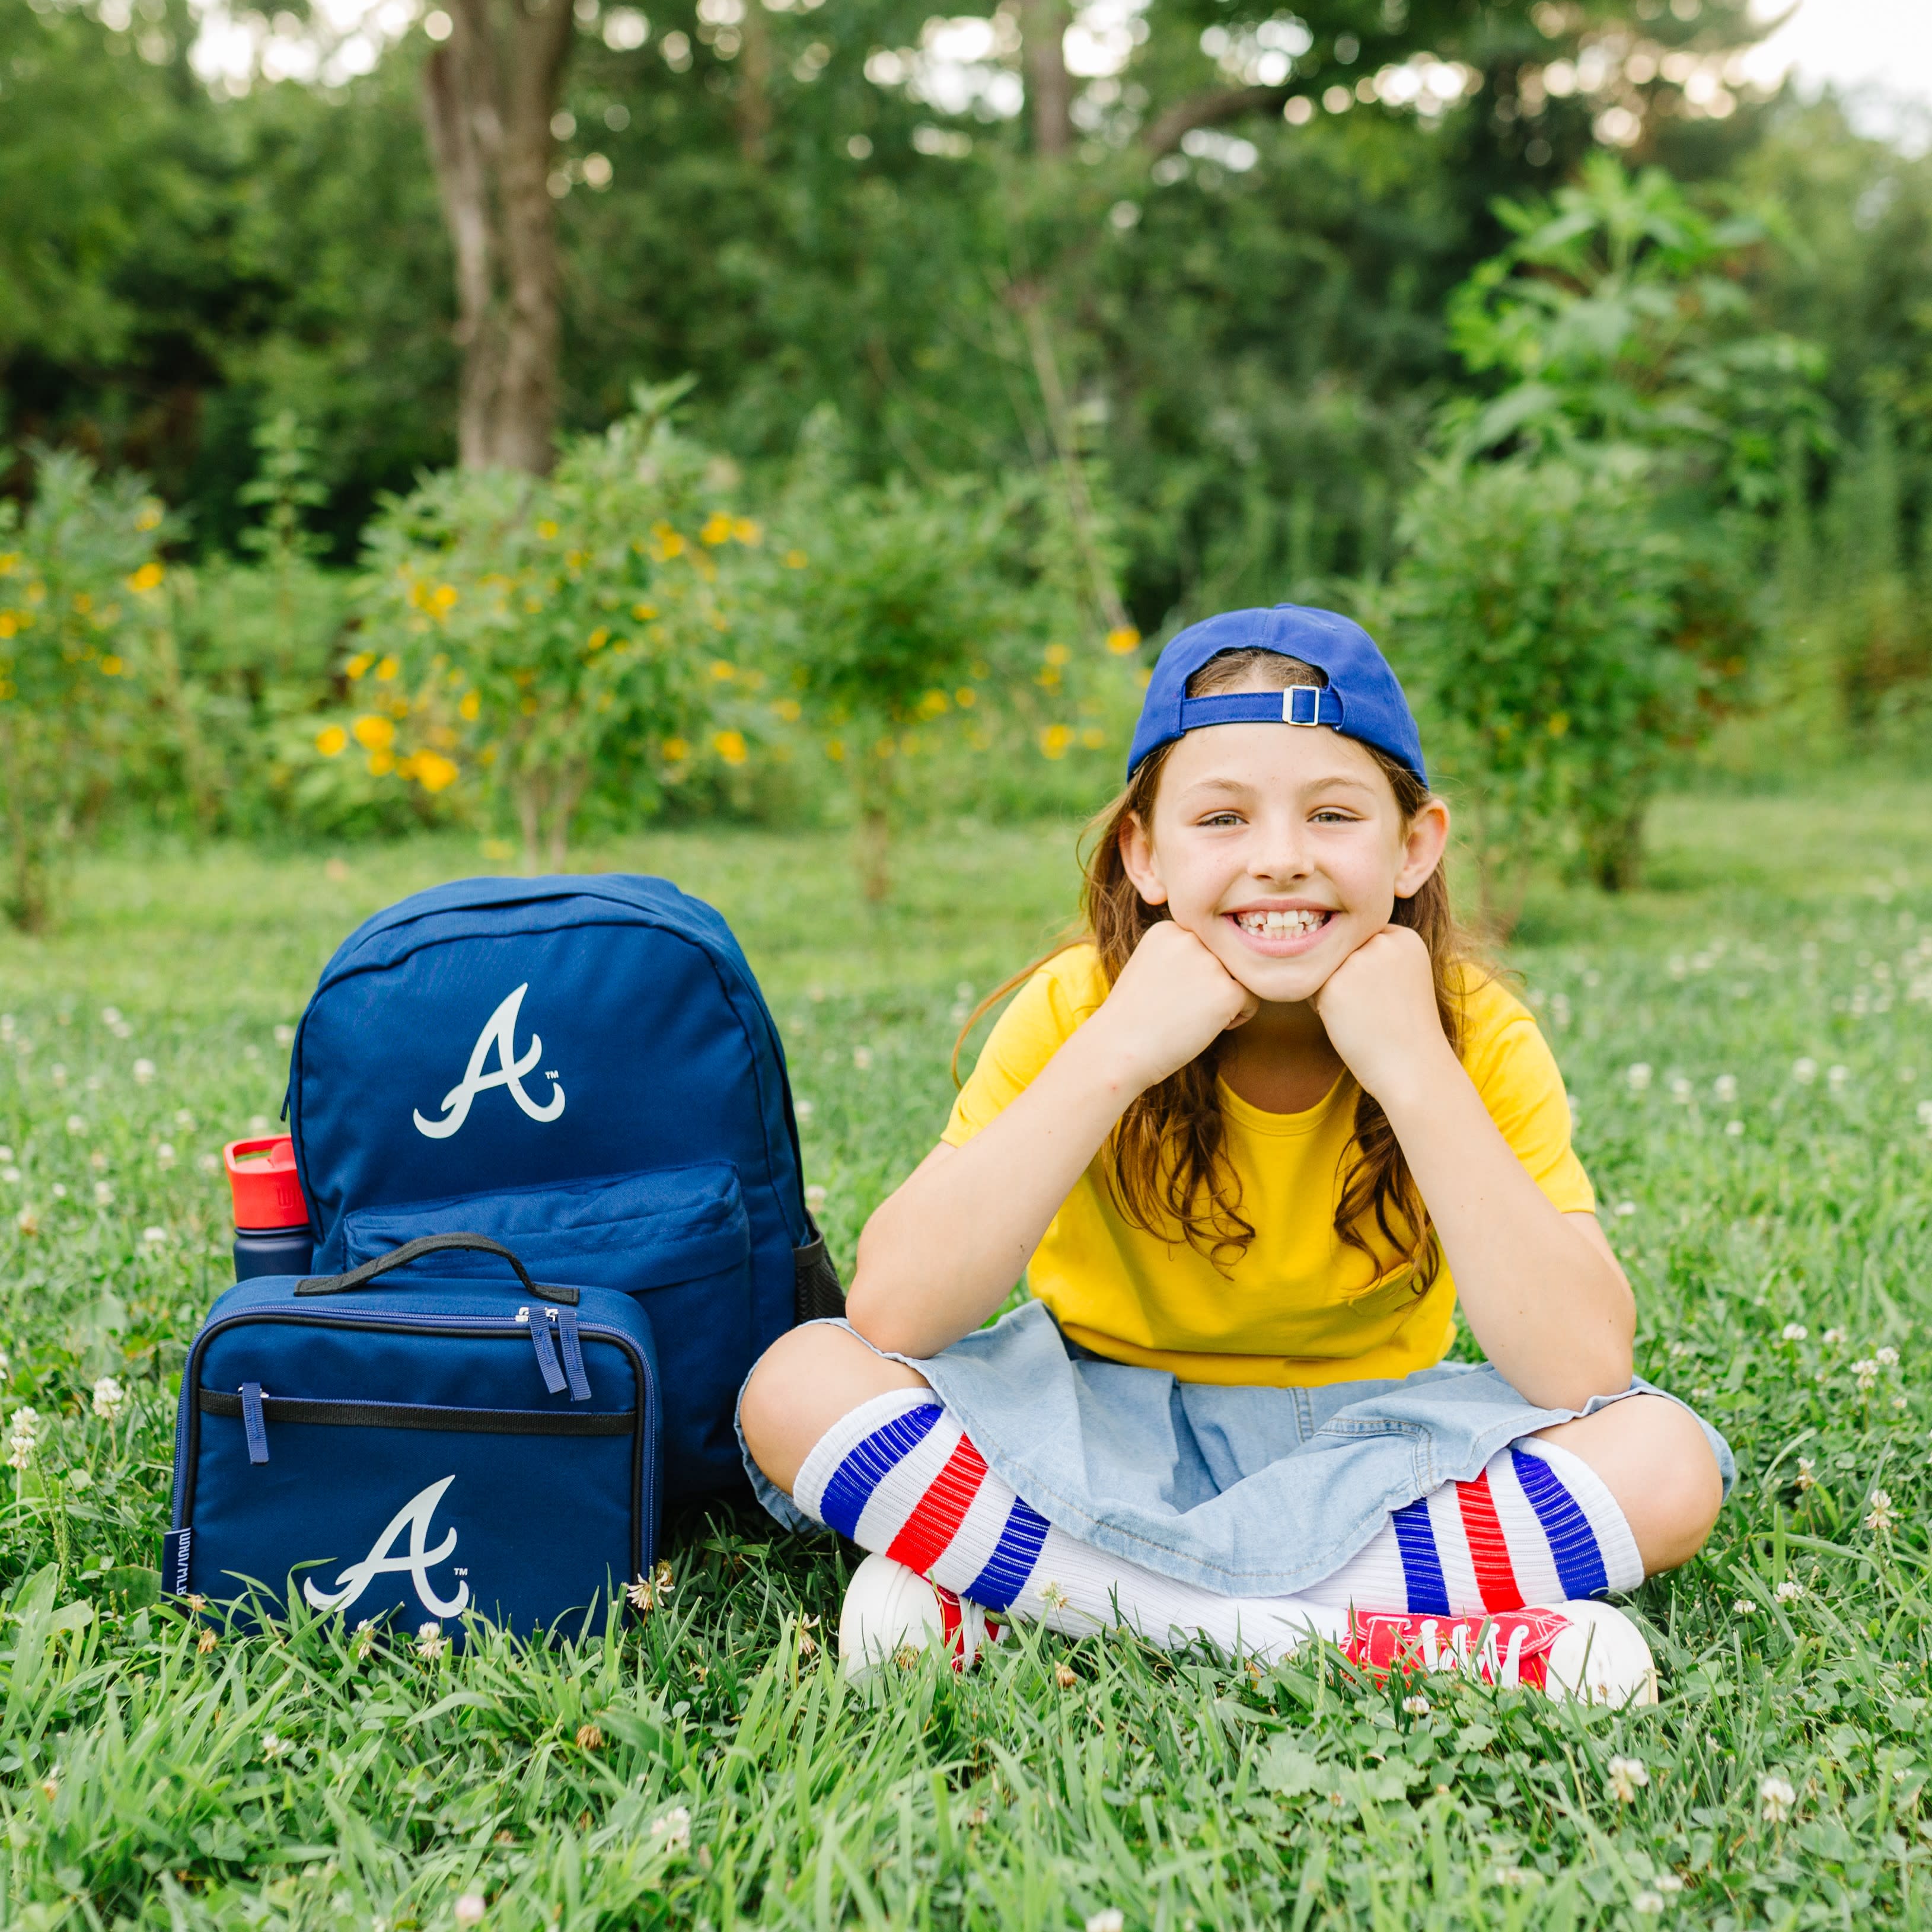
[739,604,1729,1701]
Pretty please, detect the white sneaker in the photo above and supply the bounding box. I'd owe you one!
[837,1553,1006,1679]
[1340,1600,1659,1705]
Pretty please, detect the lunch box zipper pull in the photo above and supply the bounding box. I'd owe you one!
[241,1382,269,1465]
[550,1304,592,1403]
[518,1305,568,1396]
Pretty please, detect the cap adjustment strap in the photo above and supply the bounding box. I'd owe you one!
[1175,687,1344,736]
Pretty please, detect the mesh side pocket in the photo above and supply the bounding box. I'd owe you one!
[792,1221,846,1323]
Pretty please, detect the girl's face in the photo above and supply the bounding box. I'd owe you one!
[1118,720,1449,1008]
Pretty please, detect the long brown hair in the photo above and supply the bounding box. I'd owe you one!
[953,648,1476,1289]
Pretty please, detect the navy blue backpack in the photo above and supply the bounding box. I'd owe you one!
[286,873,842,1501]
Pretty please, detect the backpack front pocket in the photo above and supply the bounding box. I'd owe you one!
[339,1164,751,1497]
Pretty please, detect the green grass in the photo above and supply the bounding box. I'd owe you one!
[3,788,1931,1929]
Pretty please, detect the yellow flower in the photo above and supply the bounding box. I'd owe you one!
[586,627,610,653]
[99,655,125,677]
[73,591,94,616]
[825,738,846,763]
[352,715,396,752]
[732,517,763,546]
[1044,642,1070,667]
[713,729,748,766]
[537,519,560,540]
[0,554,14,576]
[1040,723,1074,760]
[916,689,949,718]
[345,651,375,681]
[651,522,687,560]
[1036,667,1061,688]
[955,687,975,707]
[413,751,460,793]
[662,736,691,763]
[368,749,396,776]
[1547,712,1570,738]
[374,655,400,683]
[127,562,165,594]
[771,697,802,722]
[431,584,457,614]
[632,602,658,621]
[0,614,14,639]
[700,512,734,547]
[709,661,736,682]
[1105,626,1141,655]
[135,503,163,533]
[783,549,809,570]
[1081,726,1107,749]
[315,725,349,757]
[458,690,480,720]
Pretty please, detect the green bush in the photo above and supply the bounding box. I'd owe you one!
[1394,455,1691,927]
[348,387,760,871]
[0,451,172,929]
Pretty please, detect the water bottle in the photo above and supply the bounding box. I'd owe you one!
[225,1134,315,1280]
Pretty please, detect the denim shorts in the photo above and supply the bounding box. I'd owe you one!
[738,1299,1735,1598]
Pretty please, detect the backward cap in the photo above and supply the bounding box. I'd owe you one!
[1126,602,1426,786]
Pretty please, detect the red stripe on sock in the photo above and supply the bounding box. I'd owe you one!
[1456,1470,1525,1612]
[886,1433,987,1576]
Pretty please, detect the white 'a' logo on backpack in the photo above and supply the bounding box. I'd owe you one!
[413,981,566,1139]
[302,1474,471,1617]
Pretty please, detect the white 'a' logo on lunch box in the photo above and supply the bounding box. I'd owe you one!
[302,1474,471,1617]
[412,982,566,1139]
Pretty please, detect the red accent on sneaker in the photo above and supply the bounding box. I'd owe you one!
[1341,1606,1571,1691]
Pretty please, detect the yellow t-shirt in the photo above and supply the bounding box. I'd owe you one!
[942,945,1595,1387]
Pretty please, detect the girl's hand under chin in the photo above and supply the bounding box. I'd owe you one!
[1098,919,1260,1091]
[1309,923,1456,1106]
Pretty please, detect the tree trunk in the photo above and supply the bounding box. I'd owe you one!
[422,0,576,473]
[1018,0,1073,158]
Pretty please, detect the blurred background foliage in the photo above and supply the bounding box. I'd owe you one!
[1,0,1930,924]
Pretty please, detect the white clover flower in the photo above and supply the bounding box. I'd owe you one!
[454,1896,486,1927]
[141,1226,167,1245]
[852,1045,873,1071]
[18,1206,42,1236]
[1733,1598,1757,1616]
[0,1346,8,1379]
[1724,1118,1745,1136]
[1781,1324,1807,1342]
[132,1059,155,1085]
[174,1109,196,1131]
[1085,1912,1126,1932]
[262,1732,291,1760]
[1656,1874,1684,1895]
[101,1006,122,1026]
[2,1167,20,1184]
[50,1184,66,1200]
[92,1376,125,1421]
[1827,1064,1848,1089]
[50,1064,68,1089]
[805,1183,827,1210]
[1713,1073,1738,1103]
[273,1024,295,1048]
[648,1804,693,1853]
[1614,1200,1638,1217]
[8,1405,41,1470]
[1493,1865,1536,1888]
[65,1115,86,1136]
[353,1618,377,1661]
[0,1144,11,1162]
[1759,1773,1796,1823]
[795,1098,815,1122]
[1608,1755,1649,1802]
[1823,1328,1845,1346]
[1866,1489,1897,1534]
[1775,1580,1805,1603]
[155,1143,176,1168]
[1793,1057,1818,1084]
[1402,1694,1432,1716]
[1668,1075,1693,1104]
[196,1152,220,1175]
[1633,1893,1664,1916]
[416,1621,446,1660]
[1878,1346,1901,1368]
[93,1182,113,1207]
[1854,1359,1880,1391]
[1625,1062,1653,1092]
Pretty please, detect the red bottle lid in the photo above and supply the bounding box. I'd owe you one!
[225,1135,309,1232]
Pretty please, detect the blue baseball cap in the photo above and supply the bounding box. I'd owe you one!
[1126,604,1427,786]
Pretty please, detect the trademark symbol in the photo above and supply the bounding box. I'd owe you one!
[454,1567,468,1576]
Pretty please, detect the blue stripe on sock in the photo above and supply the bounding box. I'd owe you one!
[1510,1446,1608,1600]
[1390,1496,1451,1615]
[965,1497,1051,1611]
[816,1404,943,1539]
